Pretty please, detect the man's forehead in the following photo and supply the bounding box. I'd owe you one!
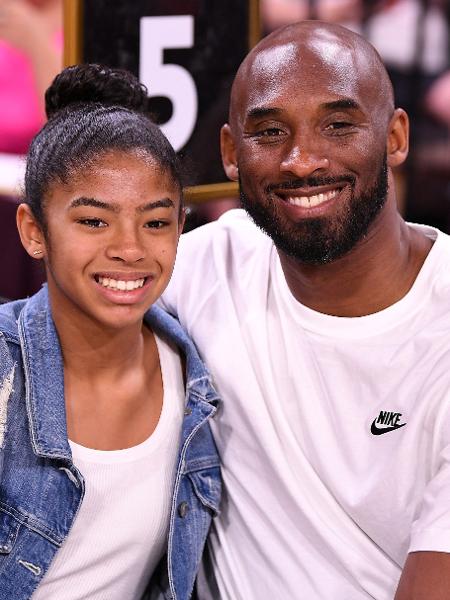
[230,22,392,123]
[251,29,354,73]
[239,40,361,112]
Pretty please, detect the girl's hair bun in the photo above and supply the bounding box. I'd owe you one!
[45,63,149,119]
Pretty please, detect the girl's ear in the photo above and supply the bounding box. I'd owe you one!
[178,206,186,235]
[16,204,46,259]
[387,108,409,168]
[220,124,239,181]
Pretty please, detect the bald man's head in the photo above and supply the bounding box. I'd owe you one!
[229,21,394,130]
[220,20,408,265]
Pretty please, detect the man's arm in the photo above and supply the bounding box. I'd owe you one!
[394,551,450,600]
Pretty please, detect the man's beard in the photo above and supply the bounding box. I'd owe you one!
[240,155,388,265]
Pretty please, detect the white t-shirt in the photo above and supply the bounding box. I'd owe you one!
[161,209,450,600]
[33,333,184,600]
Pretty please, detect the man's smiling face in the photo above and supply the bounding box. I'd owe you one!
[222,24,399,264]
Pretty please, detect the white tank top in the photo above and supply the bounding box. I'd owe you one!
[33,333,185,600]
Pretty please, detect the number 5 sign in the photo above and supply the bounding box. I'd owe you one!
[63,0,260,202]
[140,16,197,152]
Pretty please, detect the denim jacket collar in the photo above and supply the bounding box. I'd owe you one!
[146,303,219,400]
[18,286,219,462]
[18,287,69,461]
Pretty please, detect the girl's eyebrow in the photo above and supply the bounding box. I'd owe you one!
[137,198,175,213]
[69,197,175,213]
[69,197,118,212]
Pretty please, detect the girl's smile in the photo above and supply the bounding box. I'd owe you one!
[93,271,155,305]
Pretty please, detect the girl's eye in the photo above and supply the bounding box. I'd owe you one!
[77,218,107,228]
[145,220,167,229]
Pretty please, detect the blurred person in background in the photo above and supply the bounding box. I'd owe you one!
[261,0,362,33]
[426,69,450,127]
[0,0,63,155]
[0,0,62,301]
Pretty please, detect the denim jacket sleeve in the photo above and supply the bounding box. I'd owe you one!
[0,332,17,477]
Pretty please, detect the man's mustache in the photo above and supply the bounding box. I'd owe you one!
[266,175,356,193]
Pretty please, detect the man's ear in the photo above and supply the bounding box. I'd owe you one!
[16,204,46,259]
[220,124,239,181]
[387,108,409,168]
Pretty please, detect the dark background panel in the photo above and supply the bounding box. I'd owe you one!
[82,0,250,186]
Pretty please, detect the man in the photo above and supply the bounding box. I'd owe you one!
[162,21,450,599]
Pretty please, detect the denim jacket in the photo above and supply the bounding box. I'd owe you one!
[0,287,221,600]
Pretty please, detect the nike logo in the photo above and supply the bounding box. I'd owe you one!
[371,411,407,436]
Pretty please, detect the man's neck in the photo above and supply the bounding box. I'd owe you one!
[278,210,434,318]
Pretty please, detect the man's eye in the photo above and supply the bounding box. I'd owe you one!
[327,121,353,130]
[256,128,284,137]
[77,218,107,228]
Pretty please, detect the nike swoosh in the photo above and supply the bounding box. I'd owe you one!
[371,421,406,435]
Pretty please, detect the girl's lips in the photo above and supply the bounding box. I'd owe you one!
[93,272,151,281]
[93,274,154,304]
[96,275,147,292]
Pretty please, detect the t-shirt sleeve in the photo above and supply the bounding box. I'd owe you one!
[409,403,450,554]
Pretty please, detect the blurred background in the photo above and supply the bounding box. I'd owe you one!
[0,0,449,300]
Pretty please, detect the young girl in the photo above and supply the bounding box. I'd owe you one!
[0,64,220,600]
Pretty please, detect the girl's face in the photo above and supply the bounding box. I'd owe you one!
[37,149,184,330]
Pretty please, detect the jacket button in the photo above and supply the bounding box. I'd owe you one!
[178,501,189,518]
[184,407,192,416]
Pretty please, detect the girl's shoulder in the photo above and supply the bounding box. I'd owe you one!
[0,300,24,397]
[0,298,27,344]
[146,304,195,357]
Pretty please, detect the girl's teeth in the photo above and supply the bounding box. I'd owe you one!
[97,277,145,291]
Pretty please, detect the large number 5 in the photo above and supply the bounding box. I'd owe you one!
[140,16,198,152]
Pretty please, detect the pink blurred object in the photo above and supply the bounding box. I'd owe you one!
[425,70,450,127]
[0,41,44,154]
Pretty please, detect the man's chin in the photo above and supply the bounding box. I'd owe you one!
[240,155,388,265]
[265,221,351,265]
[240,194,342,264]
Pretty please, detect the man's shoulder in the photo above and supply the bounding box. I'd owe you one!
[162,209,273,315]
[408,222,450,283]
[179,209,270,255]
[174,209,274,283]
[409,222,450,250]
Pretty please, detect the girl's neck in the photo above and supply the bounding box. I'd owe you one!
[51,303,149,378]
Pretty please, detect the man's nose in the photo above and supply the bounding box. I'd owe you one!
[106,228,145,263]
[279,142,329,179]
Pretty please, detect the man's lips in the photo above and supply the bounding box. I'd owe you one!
[276,186,341,208]
[270,183,345,209]
[266,181,353,218]
[266,176,355,209]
